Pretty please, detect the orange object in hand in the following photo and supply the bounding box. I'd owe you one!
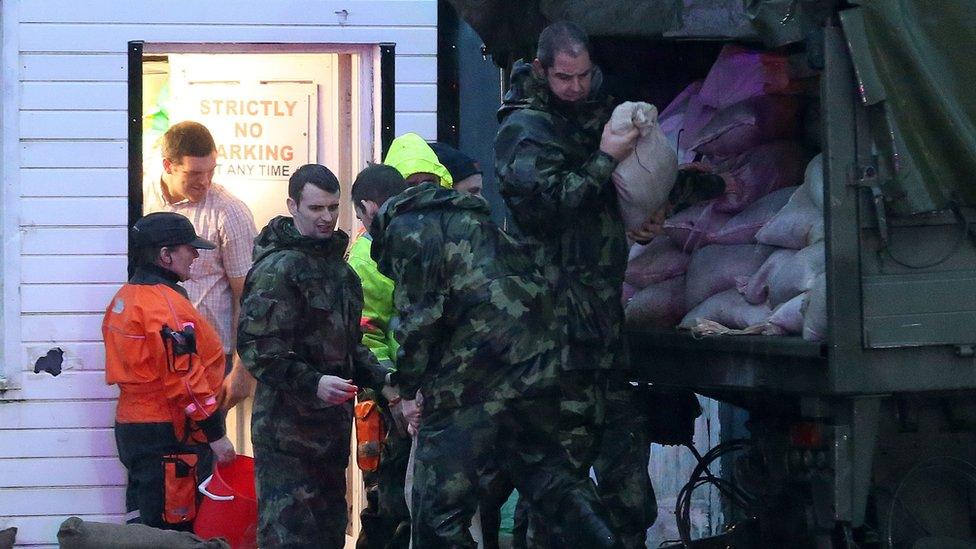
[355,400,383,472]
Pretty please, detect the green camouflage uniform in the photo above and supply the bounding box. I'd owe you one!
[238,216,388,549]
[370,183,619,549]
[495,60,655,548]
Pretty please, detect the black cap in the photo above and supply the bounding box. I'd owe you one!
[429,142,481,183]
[131,212,216,250]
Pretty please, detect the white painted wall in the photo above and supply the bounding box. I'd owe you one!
[0,1,437,546]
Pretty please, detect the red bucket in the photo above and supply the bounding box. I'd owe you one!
[195,456,258,549]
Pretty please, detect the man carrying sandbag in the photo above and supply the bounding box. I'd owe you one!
[494,21,656,549]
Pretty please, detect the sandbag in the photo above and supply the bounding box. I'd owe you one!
[804,153,824,210]
[802,273,827,341]
[57,517,229,549]
[697,44,802,110]
[625,276,687,330]
[691,95,805,157]
[622,281,638,305]
[755,182,824,249]
[766,241,826,306]
[0,527,15,549]
[710,141,812,214]
[709,186,796,245]
[685,244,776,308]
[663,200,732,252]
[610,102,679,231]
[679,288,773,331]
[660,80,703,151]
[736,248,797,305]
[625,235,691,289]
[763,293,807,335]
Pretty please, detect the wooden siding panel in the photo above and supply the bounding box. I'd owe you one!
[395,83,436,112]
[22,256,127,283]
[0,400,117,430]
[0,457,125,488]
[395,112,437,140]
[0,428,117,459]
[21,142,127,169]
[20,1,436,26]
[21,313,104,342]
[21,82,129,110]
[20,24,437,55]
[22,284,120,314]
[23,341,107,373]
[21,197,128,226]
[394,55,436,84]
[21,54,127,82]
[22,227,129,255]
[1,514,125,546]
[20,111,127,140]
[21,168,128,198]
[18,371,119,400]
[0,487,125,517]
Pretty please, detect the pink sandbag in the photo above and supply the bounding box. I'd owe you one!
[736,248,797,304]
[763,292,807,335]
[709,141,812,214]
[625,276,687,330]
[691,95,805,157]
[660,80,704,150]
[663,200,732,252]
[679,288,772,330]
[802,273,827,341]
[755,181,824,249]
[622,282,638,305]
[709,186,796,245]
[697,44,802,110]
[625,236,691,289]
[685,244,776,308]
[766,241,825,307]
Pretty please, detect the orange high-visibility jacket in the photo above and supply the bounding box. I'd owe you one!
[103,280,225,442]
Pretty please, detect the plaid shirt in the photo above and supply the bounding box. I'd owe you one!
[144,177,257,352]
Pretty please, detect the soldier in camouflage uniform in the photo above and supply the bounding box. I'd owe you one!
[369,181,621,549]
[238,164,391,549]
[494,21,657,548]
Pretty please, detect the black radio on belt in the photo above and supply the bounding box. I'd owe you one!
[161,324,197,373]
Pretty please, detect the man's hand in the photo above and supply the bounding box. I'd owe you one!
[401,395,423,436]
[627,205,669,244]
[316,375,358,406]
[218,358,257,411]
[209,435,236,464]
[380,384,401,404]
[599,121,639,162]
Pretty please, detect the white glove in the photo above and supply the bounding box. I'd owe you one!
[316,375,358,405]
[209,435,236,464]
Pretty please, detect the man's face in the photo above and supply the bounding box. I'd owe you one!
[288,183,341,239]
[453,174,483,197]
[159,244,199,281]
[536,51,594,104]
[405,172,440,186]
[163,153,216,203]
[354,199,380,230]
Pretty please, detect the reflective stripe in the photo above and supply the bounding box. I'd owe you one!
[124,509,141,522]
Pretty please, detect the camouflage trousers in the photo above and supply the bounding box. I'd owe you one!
[254,444,349,549]
[519,370,657,549]
[411,398,617,549]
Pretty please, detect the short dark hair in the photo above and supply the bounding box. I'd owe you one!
[134,244,164,268]
[288,164,341,203]
[161,121,216,162]
[351,164,407,207]
[536,21,591,69]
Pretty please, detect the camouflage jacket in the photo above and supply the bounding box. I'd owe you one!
[238,216,388,457]
[494,60,629,371]
[370,183,560,410]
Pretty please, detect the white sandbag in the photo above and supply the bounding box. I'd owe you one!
[763,292,807,335]
[802,273,827,341]
[755,184,823,249]
[625,236,691,289]
[736,248,797,304]
[679,288,773,330]
[804,153,824,210]
[685,244,776,308]
[766,241,826,307]
[663,200,732,251]
[625,276,687,329]
[709,186,796,245]
[611,101,679,231]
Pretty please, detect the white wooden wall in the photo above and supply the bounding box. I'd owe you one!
[0,1,437,546]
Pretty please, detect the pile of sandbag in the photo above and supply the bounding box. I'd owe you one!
[624,44,827,341]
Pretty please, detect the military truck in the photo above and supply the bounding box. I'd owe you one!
[447,1,976,546]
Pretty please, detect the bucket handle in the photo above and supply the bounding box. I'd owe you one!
[198,474,235,501]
